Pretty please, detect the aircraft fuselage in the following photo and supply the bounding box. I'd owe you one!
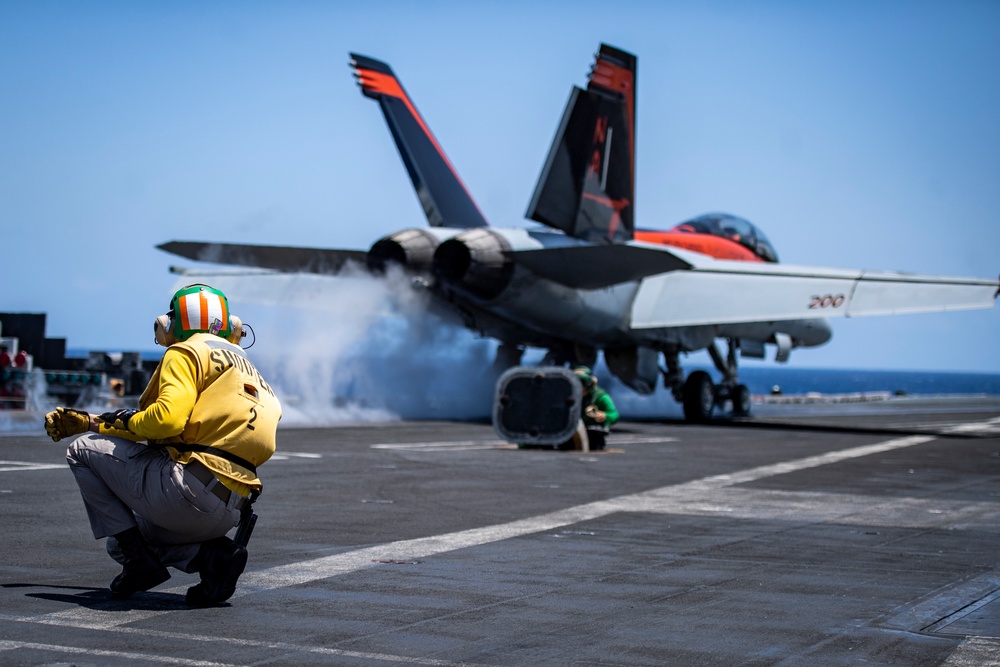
[424,226,832,358]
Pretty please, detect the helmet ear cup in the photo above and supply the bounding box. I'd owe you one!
[156,314,242,346]
[227,315,245,345]
[154,314,177,347]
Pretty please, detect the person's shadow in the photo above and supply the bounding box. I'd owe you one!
[2,582,202,610]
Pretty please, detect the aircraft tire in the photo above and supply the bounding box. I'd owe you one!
[732,384,751,417]
[682,371,715,422]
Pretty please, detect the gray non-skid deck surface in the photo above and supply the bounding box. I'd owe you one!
[2,398,999,665]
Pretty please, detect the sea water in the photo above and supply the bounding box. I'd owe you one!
[716,366,1000,398]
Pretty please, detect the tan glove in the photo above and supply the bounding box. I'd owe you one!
[44,407,92,442]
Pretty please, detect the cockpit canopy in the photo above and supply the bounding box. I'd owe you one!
[670,213,778,263]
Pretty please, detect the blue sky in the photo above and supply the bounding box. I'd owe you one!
[1,1,998,373]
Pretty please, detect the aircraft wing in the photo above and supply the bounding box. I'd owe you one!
[498,241,997,326]
[157,241,368,275]
[629,255,999,328]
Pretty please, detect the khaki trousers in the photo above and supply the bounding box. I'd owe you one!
[66,433,241,572]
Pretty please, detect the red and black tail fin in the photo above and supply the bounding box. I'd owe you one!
[526,44,637,243]
[350,53,489,229]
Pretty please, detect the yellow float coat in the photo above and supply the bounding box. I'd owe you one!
[98,333,280,495]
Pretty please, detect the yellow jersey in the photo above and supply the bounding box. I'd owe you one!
[98,333,281,494]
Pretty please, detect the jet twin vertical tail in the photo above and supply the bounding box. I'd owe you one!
[526,44,637,244]
[350,53,490,229]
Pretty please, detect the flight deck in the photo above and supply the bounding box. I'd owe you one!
[1,397,999,666]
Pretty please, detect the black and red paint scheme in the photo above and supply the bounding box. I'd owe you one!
[159,44,997,421]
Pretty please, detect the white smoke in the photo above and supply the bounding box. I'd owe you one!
[188,266,500,426]
[1,266,676,435]
[603,377,685,420]
[0,368,56,433]
[191,267,692,426]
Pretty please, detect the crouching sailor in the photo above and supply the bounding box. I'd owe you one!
[44,284,281,606]
[566,366,619,451]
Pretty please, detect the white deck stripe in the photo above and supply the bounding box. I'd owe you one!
[0,639,240,666]
[940,637,1000,667]
[3,416,995,667]
[369,436,678,450]
[8,418,998,667]
[28,433,944,632]
[0,460,64,472]
[0,634,481,666]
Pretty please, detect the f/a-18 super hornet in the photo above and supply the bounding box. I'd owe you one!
[159,44,999,422]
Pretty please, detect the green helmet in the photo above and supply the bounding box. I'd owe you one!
[168,284,233,342]
[573,366,596,388]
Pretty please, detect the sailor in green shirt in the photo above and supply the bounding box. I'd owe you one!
[565,366,619,451]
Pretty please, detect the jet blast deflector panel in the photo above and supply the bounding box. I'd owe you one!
[493,367,582,445]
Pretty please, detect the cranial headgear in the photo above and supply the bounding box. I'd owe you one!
[573,366,596,388]
[153,284,244,347]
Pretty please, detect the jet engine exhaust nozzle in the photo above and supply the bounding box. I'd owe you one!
[368,229,441,273]
[433,229,514,300]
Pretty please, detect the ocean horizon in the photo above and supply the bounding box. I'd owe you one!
[48,347,999,425]
[2,357,997,432]
[708,365,1000,397]
[62,348,1000,399]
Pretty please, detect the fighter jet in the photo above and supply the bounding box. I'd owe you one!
[159,44,999,422]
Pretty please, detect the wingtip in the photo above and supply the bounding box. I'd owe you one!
[156,241,181,255]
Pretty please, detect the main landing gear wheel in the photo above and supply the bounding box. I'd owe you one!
[732,383,751,417]
[682,370,715,423]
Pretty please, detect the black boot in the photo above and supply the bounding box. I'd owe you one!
[109,527,170,599]
[185,536,248,607]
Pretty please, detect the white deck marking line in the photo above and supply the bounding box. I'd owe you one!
[27,433,942,632]
[371,440,506,451]
[369,436,678,450]
[0,460,64,472]
[0,629,483,667]
[944,416,1000,434]
[940,637,1000,667]
[670,435,934,490]
[600,436,679,444]
[0,639,240,666]
[622,487,1000,527]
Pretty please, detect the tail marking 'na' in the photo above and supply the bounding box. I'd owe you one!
[350,53,489,229]
[526,44,637,243]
